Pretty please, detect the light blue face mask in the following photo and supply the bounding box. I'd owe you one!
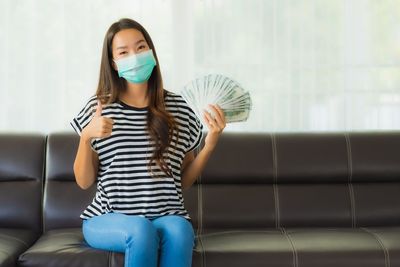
[114,49,157,84]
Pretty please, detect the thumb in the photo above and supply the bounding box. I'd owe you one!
[94,100,103,117]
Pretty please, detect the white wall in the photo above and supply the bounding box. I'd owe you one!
[0,0,399,134]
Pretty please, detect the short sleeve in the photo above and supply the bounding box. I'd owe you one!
[69,95,98,152]
[185,108,204,153]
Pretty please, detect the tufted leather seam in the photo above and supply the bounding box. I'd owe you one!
[200,237,206,267]
[199,181,205,267]
[345,133,356,228]
[41,135,47,233]
[271,133,280,228]
[360,227,390,267]
[196,145,205,267]
[280,227,298,267]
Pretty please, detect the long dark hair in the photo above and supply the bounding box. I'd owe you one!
[95,18,178,178]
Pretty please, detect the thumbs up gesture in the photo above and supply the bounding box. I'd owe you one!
[82,99,114,140]
[93,99,103,118]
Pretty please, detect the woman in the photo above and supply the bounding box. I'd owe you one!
[70,18,225,267]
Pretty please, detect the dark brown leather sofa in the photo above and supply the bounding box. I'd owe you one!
[1,131,400,267]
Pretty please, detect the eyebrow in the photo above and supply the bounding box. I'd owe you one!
[116,39,146,50]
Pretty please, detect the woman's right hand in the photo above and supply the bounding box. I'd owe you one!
[82,99,114,141]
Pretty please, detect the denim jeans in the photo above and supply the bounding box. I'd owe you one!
[82,212,195,267]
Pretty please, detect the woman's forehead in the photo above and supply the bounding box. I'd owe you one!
[112,29,146,49]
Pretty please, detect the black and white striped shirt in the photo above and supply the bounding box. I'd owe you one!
[70,89,203,221]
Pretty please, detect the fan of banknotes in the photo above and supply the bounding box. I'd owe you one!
[180,74,252,125]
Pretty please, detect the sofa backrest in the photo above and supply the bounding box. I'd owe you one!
[0,133,45,234]
[200,132,400,232]
[199,133,274,231]
[6,131,398,233]
[43,133,97,231]
[43,133,200,231]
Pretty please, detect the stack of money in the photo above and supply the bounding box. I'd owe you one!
[180,74,252,125]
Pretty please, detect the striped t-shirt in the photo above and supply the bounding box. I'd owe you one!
[70,89,203,221]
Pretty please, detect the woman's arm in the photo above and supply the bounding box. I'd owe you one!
[73,100,113,190]
[181,104,226,190]
[73,133,99,190]
[181,147,214,190]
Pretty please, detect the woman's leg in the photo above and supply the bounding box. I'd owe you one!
[82,212,159,267]
[151,215,195,267]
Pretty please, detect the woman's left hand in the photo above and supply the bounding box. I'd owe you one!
[203,104,226,152]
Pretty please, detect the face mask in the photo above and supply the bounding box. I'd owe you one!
[114,49,157,84]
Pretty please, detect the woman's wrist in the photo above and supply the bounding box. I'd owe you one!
[81,129,92,145]
[201,144,215,154]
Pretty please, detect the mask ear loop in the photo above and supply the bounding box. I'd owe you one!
[111,58,121,76]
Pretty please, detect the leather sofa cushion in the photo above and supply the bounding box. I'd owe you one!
[18,228,110,267]
[0,228,38,267]
[18,228,204,267]
[199,228,294,267]
[198,227,400,267]
[0,134,45,233]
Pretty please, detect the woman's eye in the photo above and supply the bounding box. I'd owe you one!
[119,51,127,55]
[138,45,145,50]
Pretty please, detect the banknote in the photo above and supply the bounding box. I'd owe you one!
[180,74,252,124]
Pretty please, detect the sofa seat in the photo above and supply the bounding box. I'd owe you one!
[18,228,204,267]
[198,228,294,267]
[18,228,110,267]
[198,227,400,267]
[15,226,400,267]
[0,228,38,267]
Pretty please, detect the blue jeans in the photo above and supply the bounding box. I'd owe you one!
[82,212,195,267]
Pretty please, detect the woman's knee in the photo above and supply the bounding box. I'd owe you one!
[121,215,160,247]
[153,216,195,247]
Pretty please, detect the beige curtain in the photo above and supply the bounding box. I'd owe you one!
[0,0,399,133]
